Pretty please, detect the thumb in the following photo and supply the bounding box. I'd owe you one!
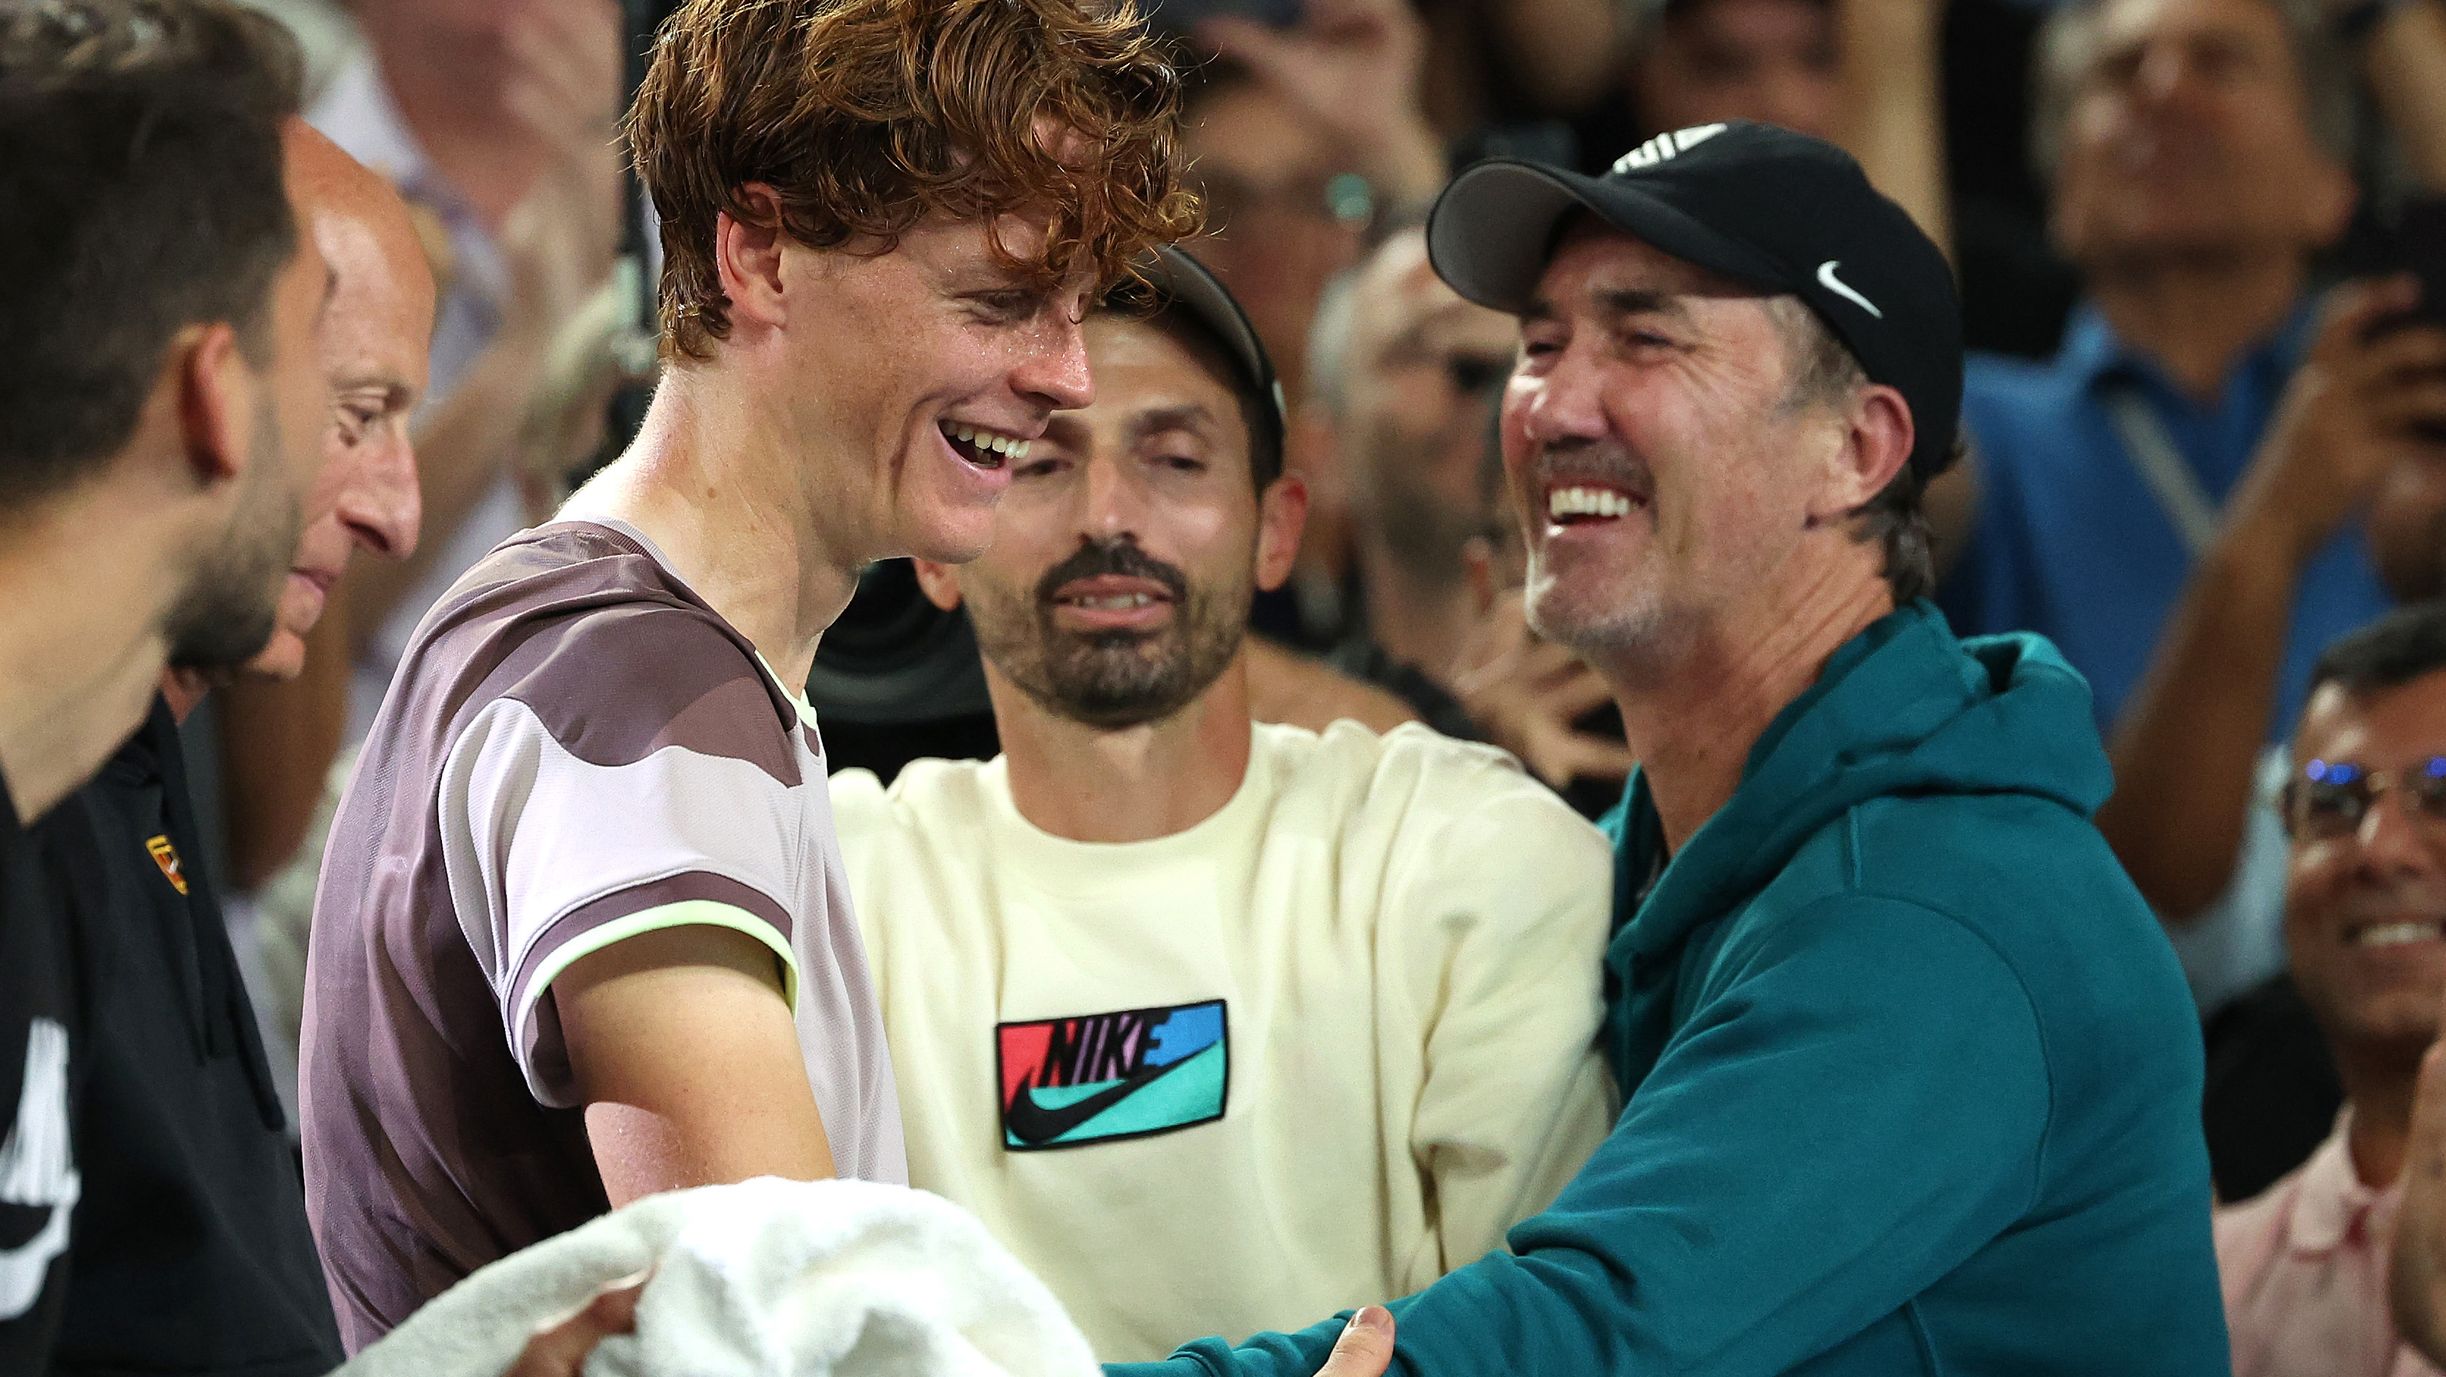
[1315,1306,1396,1377]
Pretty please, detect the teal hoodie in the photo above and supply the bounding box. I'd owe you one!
[1124,602,2229,1376]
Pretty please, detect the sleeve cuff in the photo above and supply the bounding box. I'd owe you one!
[508,892,800,1106]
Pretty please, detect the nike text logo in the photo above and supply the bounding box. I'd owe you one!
[1816,260,1883,318]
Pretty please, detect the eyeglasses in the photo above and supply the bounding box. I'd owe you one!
[2281,756,2446,839]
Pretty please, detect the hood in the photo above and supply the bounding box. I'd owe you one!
[1609,601,2108,973]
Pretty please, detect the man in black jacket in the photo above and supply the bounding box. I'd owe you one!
[0,5,336,1368]
[30,118,435,1377]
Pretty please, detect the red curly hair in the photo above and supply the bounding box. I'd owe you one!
[628,0,1201,362]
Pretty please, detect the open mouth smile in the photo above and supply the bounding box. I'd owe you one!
[1544,482,1649,526]
[940,421,1034,471]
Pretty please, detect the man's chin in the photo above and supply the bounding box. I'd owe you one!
[238,630,309,683]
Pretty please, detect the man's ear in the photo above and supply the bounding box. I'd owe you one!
[1254,471,1310,594]
[912,558,963,611]
[715,183,790,337]
[174,322,252,490]
[1807,384,1913,527]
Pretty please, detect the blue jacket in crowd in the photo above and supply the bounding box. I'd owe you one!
[1117,601,2229,1376]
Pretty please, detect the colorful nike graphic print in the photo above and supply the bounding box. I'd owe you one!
[996,999,1227,1151]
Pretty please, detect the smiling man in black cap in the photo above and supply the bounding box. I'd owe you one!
[1114,120,2230,1377]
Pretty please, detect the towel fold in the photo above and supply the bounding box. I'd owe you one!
[339,1177,1101,1377]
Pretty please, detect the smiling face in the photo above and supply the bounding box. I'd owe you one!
[924,311,1301,729]
[2285,671,2446,1068]
[1500,225,1850,665]
[785,208,1095,568]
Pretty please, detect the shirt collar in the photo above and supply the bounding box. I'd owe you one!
[2061,295,2322,400]
[2287,1108,2400,1257]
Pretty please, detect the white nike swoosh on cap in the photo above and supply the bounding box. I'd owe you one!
[1817,260,1883,319]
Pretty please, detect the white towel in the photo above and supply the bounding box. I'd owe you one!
[338,1177,1101,1377]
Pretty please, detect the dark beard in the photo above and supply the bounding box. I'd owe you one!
[973,536,1250,730]
[166,398,294,672]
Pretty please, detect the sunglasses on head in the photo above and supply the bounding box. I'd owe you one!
[2281,756,2446,839]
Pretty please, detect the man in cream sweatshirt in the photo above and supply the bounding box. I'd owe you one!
[830,250,1615,1361]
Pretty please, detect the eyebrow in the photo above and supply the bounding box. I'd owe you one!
[1127,403,1218,440]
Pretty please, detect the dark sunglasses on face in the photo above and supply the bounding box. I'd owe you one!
[2281,755,2446,839]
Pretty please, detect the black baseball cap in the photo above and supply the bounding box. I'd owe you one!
[1108,245,1288,466]
[1426,119,1962,486]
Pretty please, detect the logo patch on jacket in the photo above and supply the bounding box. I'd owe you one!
[145,835,187,896]
[996,999,1227,1151]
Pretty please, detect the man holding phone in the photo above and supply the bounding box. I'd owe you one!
[1945,0,2446,1033]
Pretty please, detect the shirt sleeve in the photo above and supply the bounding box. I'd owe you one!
[1383,769,1616,1289]
[437,688,807,1109]
[1128,895,2052,1377]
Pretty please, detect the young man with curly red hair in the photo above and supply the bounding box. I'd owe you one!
[298,0,1196,1348]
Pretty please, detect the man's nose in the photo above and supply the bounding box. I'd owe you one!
[343,434,423,561]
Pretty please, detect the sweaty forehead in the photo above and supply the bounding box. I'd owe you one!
[1077,314,1248,430]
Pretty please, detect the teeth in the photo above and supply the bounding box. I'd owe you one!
[945,422,1029,461]
[1548,486,1633,520]
[1071,594,1155,610]
[2355,922,2445,948]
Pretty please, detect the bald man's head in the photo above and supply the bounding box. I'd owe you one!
[1332,230,1515,581]
[247,120,436,681]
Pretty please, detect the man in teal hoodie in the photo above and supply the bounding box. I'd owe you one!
[1113,120,2229,1375]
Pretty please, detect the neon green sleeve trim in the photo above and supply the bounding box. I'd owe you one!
[525,899,801,1015]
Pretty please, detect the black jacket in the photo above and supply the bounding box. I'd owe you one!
[36,698,340,1377]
